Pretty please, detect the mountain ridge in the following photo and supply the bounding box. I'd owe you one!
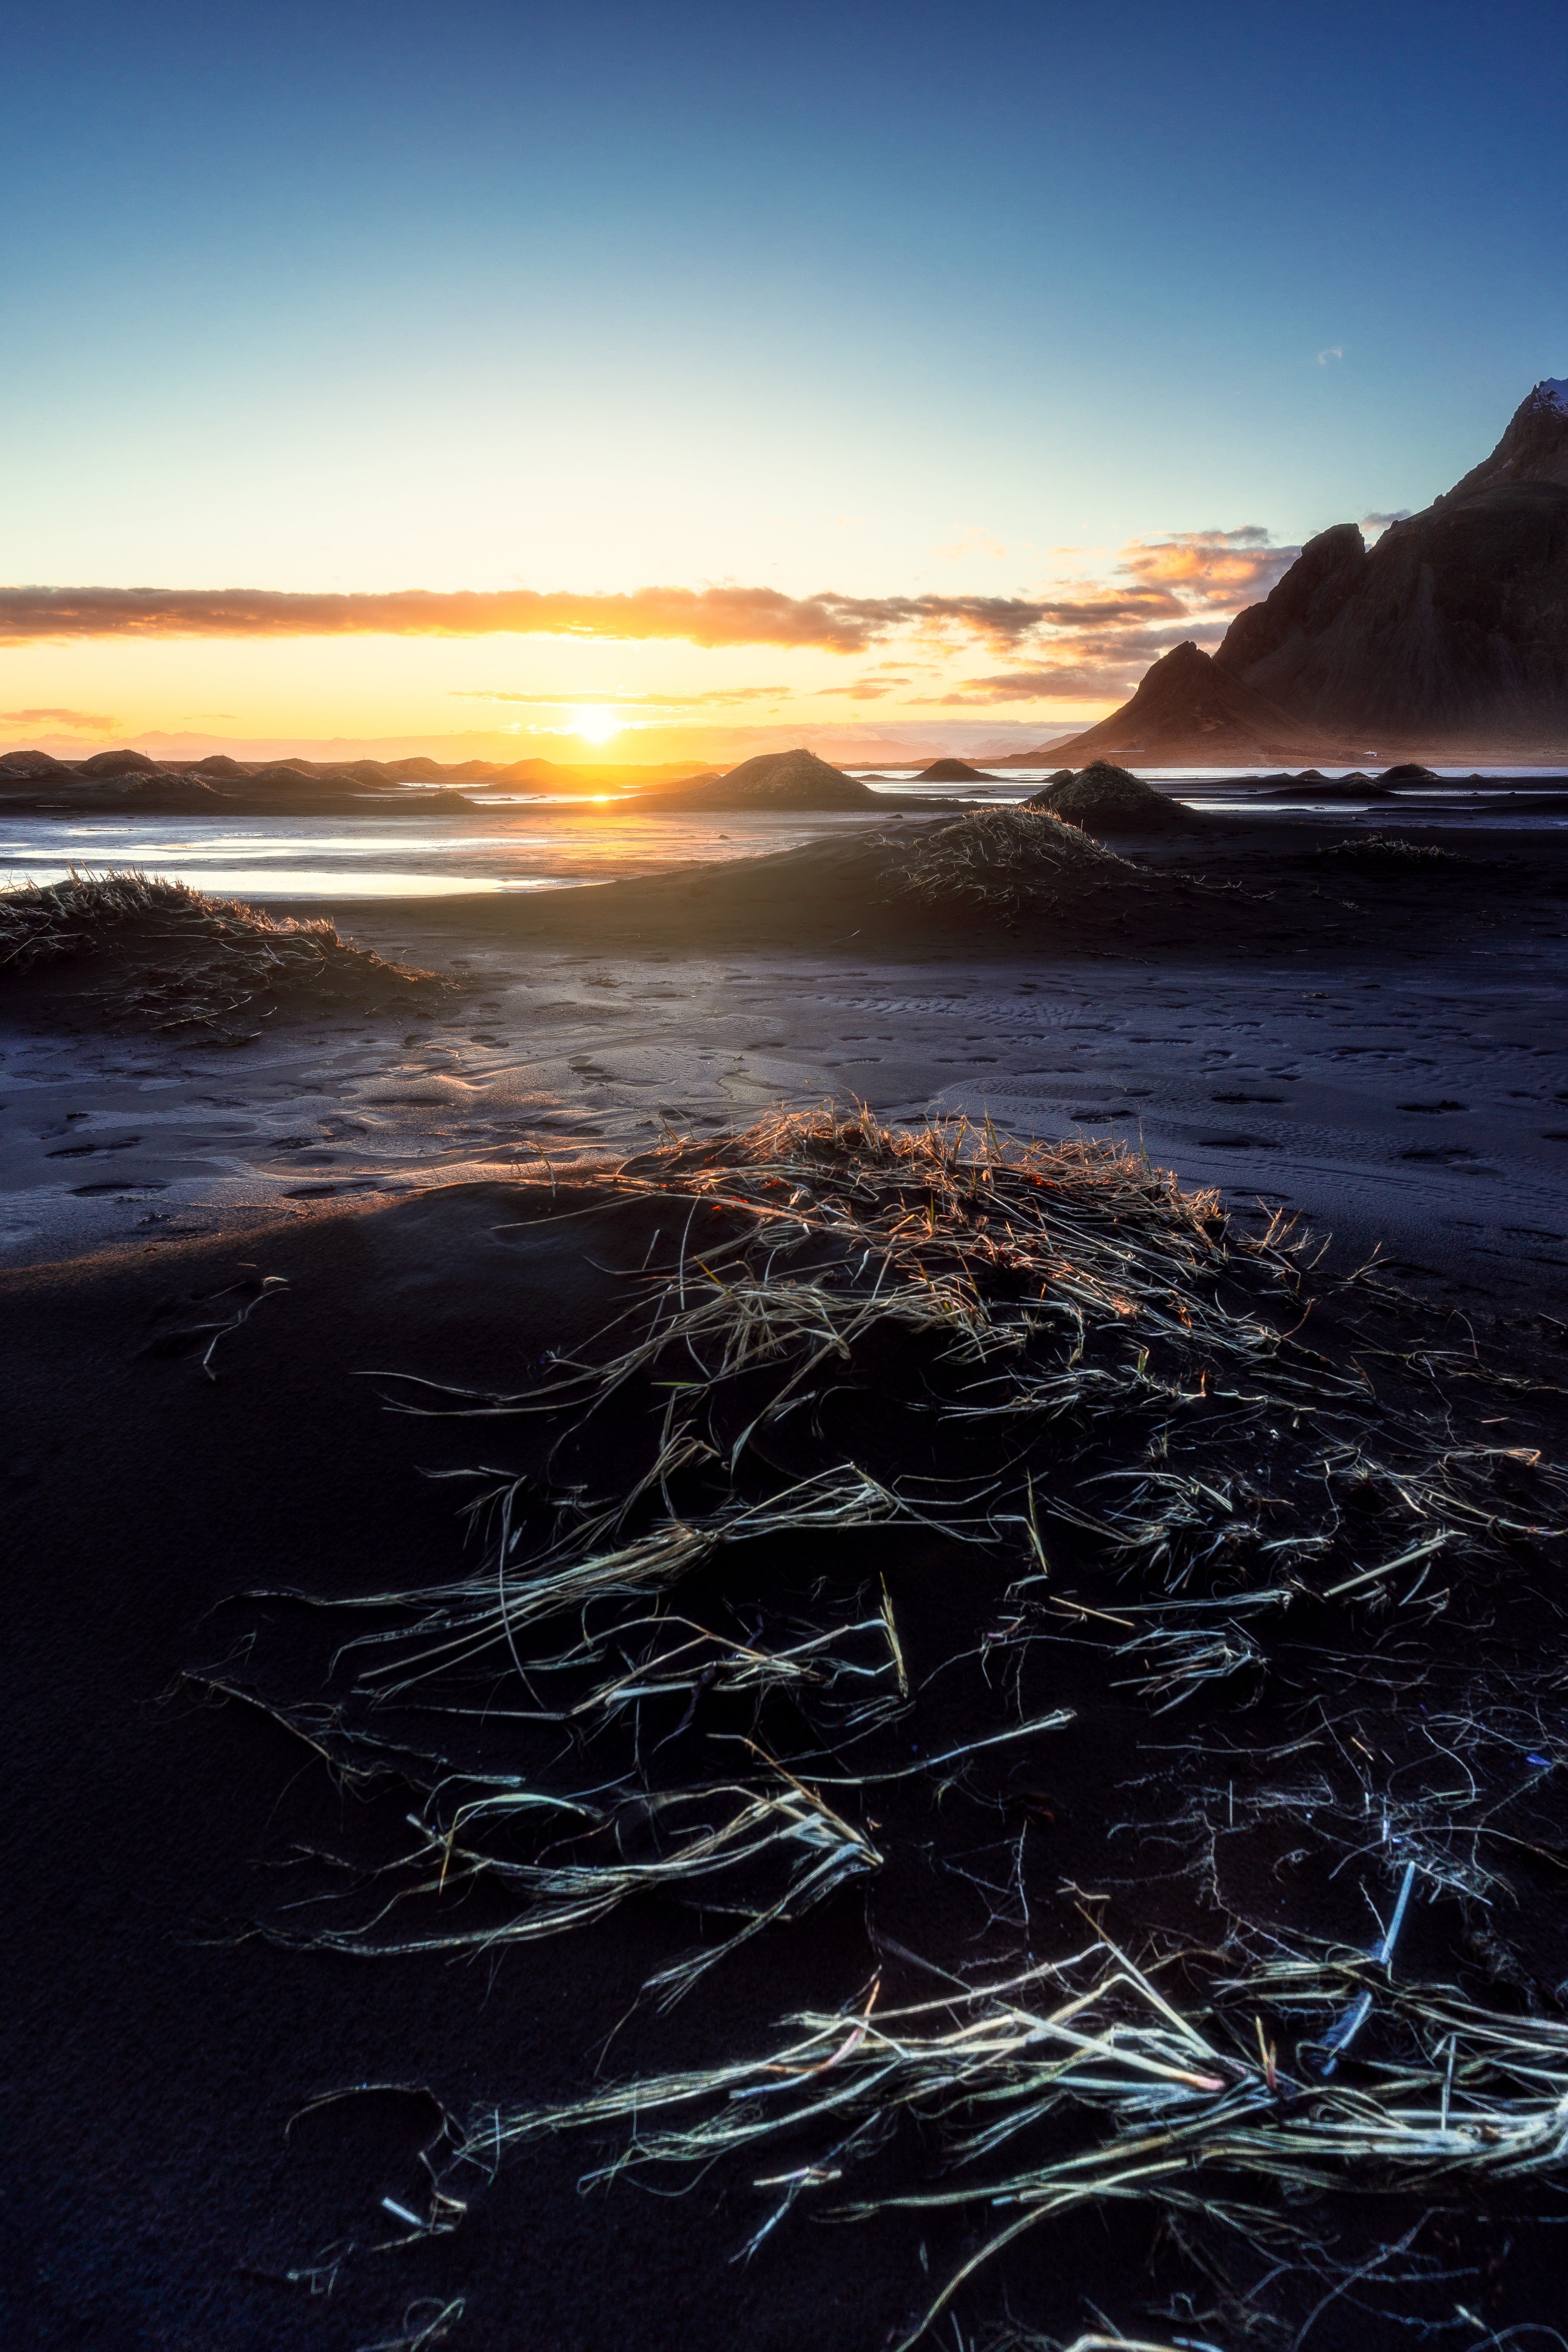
[1038,381,1568,764]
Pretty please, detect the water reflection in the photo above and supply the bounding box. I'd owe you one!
[0,803,918,901]
[3,766,1565,902]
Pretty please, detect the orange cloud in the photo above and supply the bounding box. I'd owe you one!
[0,532,1299,714]
[0,583,1054,655]
[0,704,120,732]
[453,685,792,709]
[1120,528,1297,605]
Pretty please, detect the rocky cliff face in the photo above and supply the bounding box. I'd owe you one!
[1213,381,1568,743]
[1032,639,1344,765]
[1442,378,1568,499]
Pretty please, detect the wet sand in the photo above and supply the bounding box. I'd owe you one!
[5,812,1566,1311]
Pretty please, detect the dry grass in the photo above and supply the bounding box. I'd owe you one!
[208,1105,1568,2335]
[872,808,1138,914]
[238,1107,1564,1930]
[1024,763,1190,829]
[482,1930,1568,2348]
[0,868,449,1031]
[1309,835,1468,868]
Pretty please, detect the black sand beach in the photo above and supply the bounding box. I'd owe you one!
[5,791,1568,2350]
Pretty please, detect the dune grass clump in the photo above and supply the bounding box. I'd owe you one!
[1309,834,1467,868]
[1024,761,1192,830]
[206,1104,1568,2336]
[491,1930,1568,2349]
[0,868,450,1032]
[875,805,1136,913]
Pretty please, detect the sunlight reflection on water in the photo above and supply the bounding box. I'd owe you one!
[4,765,1565,901]
[0,803,912,901]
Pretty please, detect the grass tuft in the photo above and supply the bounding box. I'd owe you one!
[0,868,450,1031]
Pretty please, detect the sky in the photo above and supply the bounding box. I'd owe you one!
[3,0,1566,763]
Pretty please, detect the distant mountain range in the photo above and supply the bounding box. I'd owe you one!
[1011,380,1568,766]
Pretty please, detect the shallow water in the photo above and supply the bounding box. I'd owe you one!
[3,766,1565,901]
[0,802,911,900]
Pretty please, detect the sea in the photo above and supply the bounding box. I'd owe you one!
[2,768,1564,904]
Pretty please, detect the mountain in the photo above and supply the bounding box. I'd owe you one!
[1213,380,1568,745]
[1055,380,1568,763]
[1025,641,1347,765]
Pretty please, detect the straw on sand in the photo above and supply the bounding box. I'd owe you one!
[208,1104,1568,2334]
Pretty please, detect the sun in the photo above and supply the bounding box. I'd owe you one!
[572,705,622,746]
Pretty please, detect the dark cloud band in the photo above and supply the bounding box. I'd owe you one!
[0,532,1298,698]
[0,583,1055,655]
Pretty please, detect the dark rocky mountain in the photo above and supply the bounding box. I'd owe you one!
[1040,380,1568,763]
[1213,381,1568,744]
[1036,640,1343,765]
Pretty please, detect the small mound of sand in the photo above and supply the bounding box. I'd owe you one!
[0,746,71,777]
[245,762,336,791]
[913,757,998,782]
[1253,771,1398,802]
[1024,759,1192,829]
[641,746,881,811]
[72,748,162,777]
[879,803,1132,910]
[0,872,452,1036]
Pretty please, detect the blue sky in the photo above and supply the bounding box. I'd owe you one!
[3,0,1565,752]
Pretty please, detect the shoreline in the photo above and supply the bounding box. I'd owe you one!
[3,804,1564,1301]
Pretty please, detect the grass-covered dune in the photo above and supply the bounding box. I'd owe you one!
[0,871,452,1036]
[508,803,1245,953]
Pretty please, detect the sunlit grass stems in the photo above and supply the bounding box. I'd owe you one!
[476,1934,1568,2350]
[217,1104,1568,2333]
[344,1101,1561,1708]
[241,1107,1564,1980]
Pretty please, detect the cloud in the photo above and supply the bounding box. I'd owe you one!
[1361,509,1411,538]
[0,704,119,733]
[914,620,1233,705]
[0,583,1054,656]
[0,530,1300,710]
[452,685,792,709]
[917,661,1146,705]
[1120,528,1298,606]
[1316,346,1344,365]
